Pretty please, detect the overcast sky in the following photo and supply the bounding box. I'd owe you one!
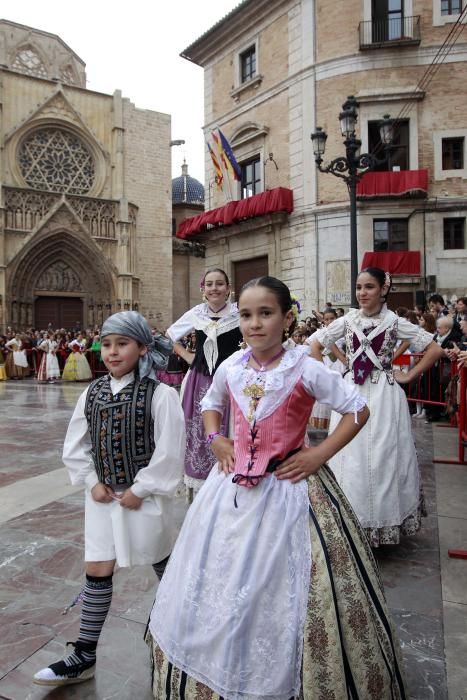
[4,0,241,183]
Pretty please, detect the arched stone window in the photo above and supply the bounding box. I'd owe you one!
[12,46,48,79]
[18,127,96,195]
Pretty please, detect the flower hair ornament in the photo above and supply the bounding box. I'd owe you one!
[381,271,392,299]
[199,275,206,294]
[290,295,302,321]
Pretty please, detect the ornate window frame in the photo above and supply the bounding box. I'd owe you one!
[6,119,107,197]
[231,37,263,102]
[10,43,49,79]
[229,122,269,199]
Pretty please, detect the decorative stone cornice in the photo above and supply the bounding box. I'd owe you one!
[180,0,292,66]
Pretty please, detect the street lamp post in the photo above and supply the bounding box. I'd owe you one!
[311,96,394,308]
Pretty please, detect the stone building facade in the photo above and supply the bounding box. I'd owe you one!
[181,0,467,311]
[0,20,172,332]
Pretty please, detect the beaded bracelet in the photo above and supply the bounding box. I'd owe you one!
[206,431,221,445]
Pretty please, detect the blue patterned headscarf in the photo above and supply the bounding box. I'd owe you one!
[100,311,172,380]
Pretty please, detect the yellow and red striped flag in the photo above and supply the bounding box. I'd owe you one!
[207,141,224,190]
[212,129,241,182]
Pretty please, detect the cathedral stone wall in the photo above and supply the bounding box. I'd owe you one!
[122,100,172,328]
[0,20,172,332]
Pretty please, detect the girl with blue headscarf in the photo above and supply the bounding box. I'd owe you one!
[33,311,186,688]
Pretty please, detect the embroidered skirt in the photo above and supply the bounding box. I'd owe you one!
[147,466,406,700]
[37,352,60,381]
[328,370,424,543]
[62,352,92,381]
[181,369,229,491]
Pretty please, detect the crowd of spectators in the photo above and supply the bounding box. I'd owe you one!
[1,296,466,388]
[0,325,103,379]
[0,324,199,384]
[394,295,467,421]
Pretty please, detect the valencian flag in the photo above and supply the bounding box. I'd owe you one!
[212,129,242,181]
[207,142,224,190]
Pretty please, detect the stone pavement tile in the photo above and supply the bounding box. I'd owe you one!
[0,471,82,524]
[0,517,160,679]
[391,609,447,700]
[438,515,467,606]
[0,603,79,679]
[431,425,460,462]
[6,500,85,543]
[379,563,442,619]
[435,464,467,519]
[377,531,442,618]
[443,601,467,700]
[111,565,158,625]
[0,616,153,700]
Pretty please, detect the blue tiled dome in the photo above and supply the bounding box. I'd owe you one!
[172,162,204,205]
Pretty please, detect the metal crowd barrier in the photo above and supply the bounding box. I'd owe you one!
[393,353,466,465]
[393,353,456,409]
[457,366,467,465]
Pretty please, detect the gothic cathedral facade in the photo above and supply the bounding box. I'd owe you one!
[0,20,173,332]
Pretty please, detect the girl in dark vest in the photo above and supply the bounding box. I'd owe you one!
[33,311,186,687]
[311,268,443,546]
[168,268,241,499]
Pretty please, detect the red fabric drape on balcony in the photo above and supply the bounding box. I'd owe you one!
[361,251,421,275]
[356,170,428,198]
[176,187,294,238]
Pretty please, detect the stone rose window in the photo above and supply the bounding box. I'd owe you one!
[18,128,96,195]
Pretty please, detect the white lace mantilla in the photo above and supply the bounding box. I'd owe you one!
[201,345,366,425]
[168,302,240,375]
[315,304,434,356]
[228,345,309,423]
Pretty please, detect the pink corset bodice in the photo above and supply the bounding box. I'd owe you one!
[230,380,315,487]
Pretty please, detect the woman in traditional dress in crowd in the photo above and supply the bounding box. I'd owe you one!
[0,337,7,381]
[307,307,346,430]
[62,335,92,381]
[5,334,29,379]
[37,333,61,383]
[310,267,443,546]
[167,268,241,497]
[147,276,406,700]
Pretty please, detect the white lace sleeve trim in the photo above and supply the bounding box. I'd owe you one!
[314,316,346,348]
[301,357,368,422]
[352,394,368,424]
[396,317,434,352]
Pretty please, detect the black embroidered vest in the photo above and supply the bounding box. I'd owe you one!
[85,374,157,486]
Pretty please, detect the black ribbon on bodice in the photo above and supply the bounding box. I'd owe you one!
[232,447,302,507]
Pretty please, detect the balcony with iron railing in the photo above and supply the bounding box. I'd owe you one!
[359,15,421,49]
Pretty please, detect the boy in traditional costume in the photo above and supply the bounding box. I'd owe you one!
[34,311,185,686]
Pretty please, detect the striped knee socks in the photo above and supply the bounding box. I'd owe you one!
[76,573,113,659]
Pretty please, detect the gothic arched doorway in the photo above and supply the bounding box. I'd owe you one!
[35,296,84,330]
[7,226,116,330]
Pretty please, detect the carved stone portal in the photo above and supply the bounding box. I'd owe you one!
[36,261,83,292]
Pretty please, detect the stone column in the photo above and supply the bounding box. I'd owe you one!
[112,90,125,200]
